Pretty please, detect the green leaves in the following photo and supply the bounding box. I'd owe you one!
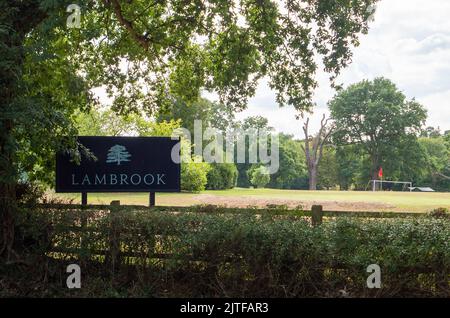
[329,77,428,180]
[250,165,270,188]
[53,0,378,113]
[23,206,450,297]
[2,0,378,191]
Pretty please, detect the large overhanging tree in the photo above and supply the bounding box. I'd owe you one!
[1,0,377,258]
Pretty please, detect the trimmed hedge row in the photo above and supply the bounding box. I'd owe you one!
[4,206,450,297]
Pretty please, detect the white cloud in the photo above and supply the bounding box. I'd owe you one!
[234,0,450,137]
[92,0,450,137]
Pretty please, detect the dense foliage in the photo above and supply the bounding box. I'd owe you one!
[73,103,449,192]
[2,205,448,297]
[206,163,238,190]
[250,166,271,188]
[329,77,428,182]
[0,0,379,258]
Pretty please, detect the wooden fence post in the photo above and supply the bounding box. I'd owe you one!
[311,205,323,227]
[109,200,121,277]
[80,192,88,263]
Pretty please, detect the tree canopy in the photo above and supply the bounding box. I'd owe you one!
[1,0,378,257]
[2,0,379,186]
[329,77,427,181]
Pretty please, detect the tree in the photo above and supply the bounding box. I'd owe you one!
[268,134,307,189]
[1,1,93,258]
[1,0,377,257]
[317,146,339,190]
[250,166,270,189]
[75,109,136,136]
[329,77,427,182]
[75,107,183,137]
[334,145,362,190]
[420,126,441,138]
[301,115,334,190]
[157,97,235,134]
[234,116,274,187]
[206,163,238,190]
[106,145,131,165]
[419,137,450,189]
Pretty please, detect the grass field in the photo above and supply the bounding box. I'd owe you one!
[50,188,450,212]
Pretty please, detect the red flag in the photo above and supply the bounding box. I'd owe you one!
[378,167,383,179]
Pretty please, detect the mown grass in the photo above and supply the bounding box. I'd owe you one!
[50,188,450,212]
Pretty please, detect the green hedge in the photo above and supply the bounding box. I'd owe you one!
[3,206,449,297]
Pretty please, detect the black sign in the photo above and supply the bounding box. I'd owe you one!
[56,136,180,192]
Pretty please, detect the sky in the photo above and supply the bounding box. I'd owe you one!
[94,0,450,138]
[228,0,450,138]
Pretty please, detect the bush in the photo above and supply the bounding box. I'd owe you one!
[6,206,449,297]
[181,161,210,192]
[178,138,210,192]
[428,207,449,219]
[249,166,270,188]
[15,182,44,205]
[206,163,238,190]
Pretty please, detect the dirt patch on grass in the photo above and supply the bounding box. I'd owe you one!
[193,194,396,211]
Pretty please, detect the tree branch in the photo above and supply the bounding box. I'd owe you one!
[103,0,150,51]
[436,172,450,180]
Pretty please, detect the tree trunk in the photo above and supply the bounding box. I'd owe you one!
[0,182,16,259]
[0,2,52,258]
[0,81,18,260]
[309,168,317,190]
[301,115,333,191]
[0,5,28,258]
[371,169,379,182]
[0,28,19,258]
[371,156,379,181]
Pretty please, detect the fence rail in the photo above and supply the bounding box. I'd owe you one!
[37,203,426,218]
[37,202,437,270]
[22,202,449,296]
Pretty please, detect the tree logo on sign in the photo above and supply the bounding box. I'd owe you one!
[106,145,131,165]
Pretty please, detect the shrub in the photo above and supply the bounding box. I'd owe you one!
[428,207,449,219]
[5,206,450,297]
[206,163,238,190]
[15,182,44,205]
[181,160,210,192]
[178,138,210,192]
[249,166,270,188]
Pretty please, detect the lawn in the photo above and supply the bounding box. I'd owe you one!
[50,188,450,213]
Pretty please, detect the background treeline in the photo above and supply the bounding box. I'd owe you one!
[71,101,311,192]
[17,77,448,193]
[65,92,450,192]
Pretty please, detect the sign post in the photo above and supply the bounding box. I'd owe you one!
[81,192,87,205]
[149,192,155,207]
[56,136,181,206]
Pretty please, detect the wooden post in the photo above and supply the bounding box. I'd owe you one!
[110,200,121,206]
[81,192,87,205]
[149,192,155,207]
[311,205,323,227]
[109,200,121,277]
[80,192,88,262]
[311,206,325,284]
